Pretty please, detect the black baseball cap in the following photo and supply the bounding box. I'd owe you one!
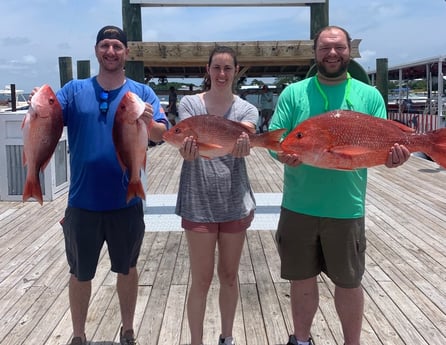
[96,25,127,47]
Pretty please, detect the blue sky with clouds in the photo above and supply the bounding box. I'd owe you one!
[1,0,445,92]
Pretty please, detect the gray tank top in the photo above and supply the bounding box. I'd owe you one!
[175,94,259,222]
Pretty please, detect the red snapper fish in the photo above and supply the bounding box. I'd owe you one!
[280,109,446,170]
[113,91,148,203]
[22,84,63,204]
[162,114,285,159]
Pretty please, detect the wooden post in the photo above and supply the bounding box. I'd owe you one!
[58,57,73,88]
[10,84,16,112]
[376,58,389,112]
[77,60,91,79]
[310,0,329,39]
[122,0,145,83]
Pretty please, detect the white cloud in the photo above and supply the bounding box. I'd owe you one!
[22,55,37,65]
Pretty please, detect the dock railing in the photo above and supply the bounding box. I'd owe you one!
[387,112,444,133]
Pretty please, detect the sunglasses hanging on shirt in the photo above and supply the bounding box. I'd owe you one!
[99,90,109,114]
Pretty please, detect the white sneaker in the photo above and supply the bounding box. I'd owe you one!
[218,335,235,345]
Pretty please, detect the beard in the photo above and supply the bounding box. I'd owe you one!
[317,59,350,78]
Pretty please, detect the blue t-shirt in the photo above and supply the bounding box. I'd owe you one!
[57,77,168,211]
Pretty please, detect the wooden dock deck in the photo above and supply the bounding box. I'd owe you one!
[0,143,445,345]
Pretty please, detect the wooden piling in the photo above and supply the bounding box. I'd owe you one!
[376,58,389,109]
[122,0,145,83]
[58,56,73,88]
[77,60,91,79]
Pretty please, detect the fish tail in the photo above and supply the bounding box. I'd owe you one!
[424,128,446,169]
[22,176,43,205]
[252,128,287,151]
[126,181,146,203]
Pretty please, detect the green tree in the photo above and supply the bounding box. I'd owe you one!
[250,79,264,86]
[274,76,301,87]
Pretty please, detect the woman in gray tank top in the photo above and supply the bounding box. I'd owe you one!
[175,46,259,345]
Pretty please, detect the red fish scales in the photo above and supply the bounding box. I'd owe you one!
[281,110,446,170]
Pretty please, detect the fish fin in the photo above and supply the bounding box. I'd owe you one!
[142,155,147,173]
[197,142,224,150]
[252,128,287,151]
[115,152,127,172]
[22,176,43,205]
[40,157,53,172]
[391,121,415,133]
[329,146,374,158]
[424,128,446,169]
[126,181,146,203]
[239,122,254,131]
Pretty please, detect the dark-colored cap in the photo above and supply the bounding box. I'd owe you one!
[96,25,127,47]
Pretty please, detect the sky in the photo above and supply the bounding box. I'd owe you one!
[1,0,446,93]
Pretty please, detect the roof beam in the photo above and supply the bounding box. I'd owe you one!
[128,39,361,66]
[129,0,325,6]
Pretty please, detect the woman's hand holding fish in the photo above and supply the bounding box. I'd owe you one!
[180,136,199,161]
[277,151,302,167]
[231,132,250,158]
[385,143,411,168]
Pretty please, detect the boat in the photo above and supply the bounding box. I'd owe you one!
[0,85,29,112]
[387,92,428,114]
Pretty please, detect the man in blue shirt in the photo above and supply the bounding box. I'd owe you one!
[50,25,167,345]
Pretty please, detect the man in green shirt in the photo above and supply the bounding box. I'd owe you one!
[269,26,410,345]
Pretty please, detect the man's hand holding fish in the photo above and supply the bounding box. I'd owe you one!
[277,151,302,167]
[385,143,411,168]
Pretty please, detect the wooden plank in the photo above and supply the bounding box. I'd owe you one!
[129,0,326,6]
[133,285,153,337]
[0,223,63,290]
[238,234,256,284]
[366,207,446,310]
[246,231,288,343]
[365,230,446,333]
[258,230,284,284]
[171,232,190,285]
[239,283,268,344]
[92,289,121,342]
[380,281,445,345]
[362,272,429,345]
[157,285,187,345]
[21,288,69,345]
[139,232,169,286]
[127,40,361,65]
[1,287,61,345]
[0,286,45,344]
[201,281,221,345]
[138,232,182,345]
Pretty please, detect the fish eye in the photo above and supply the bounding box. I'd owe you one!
[174,128,181,134]
[49,98,55,105]
[296,132,304,139]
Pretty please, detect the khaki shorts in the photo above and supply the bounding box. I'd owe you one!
[275,207,366,288]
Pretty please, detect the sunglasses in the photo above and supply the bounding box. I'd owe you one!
[99,90,109,113]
